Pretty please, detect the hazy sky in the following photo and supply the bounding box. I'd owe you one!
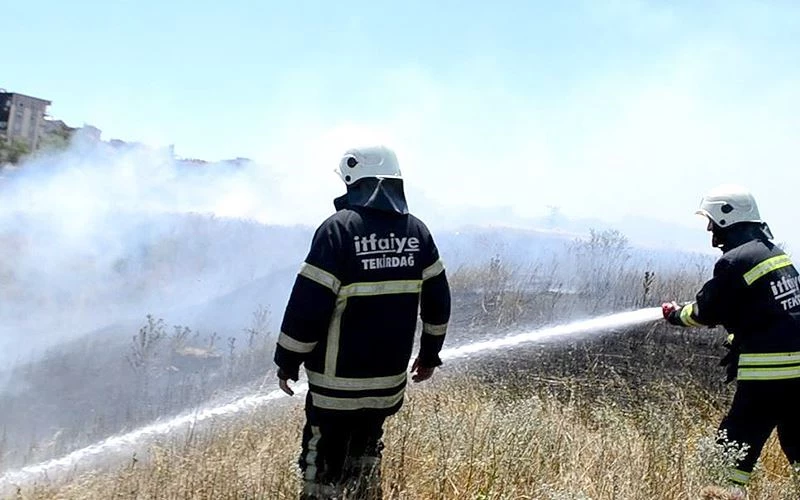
[4,0,800,246]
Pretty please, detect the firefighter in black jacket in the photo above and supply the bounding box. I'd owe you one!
[662,184,800,494]
[273,145,451,500]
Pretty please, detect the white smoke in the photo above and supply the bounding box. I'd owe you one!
[0,129,709,364]
[0,135,321,361]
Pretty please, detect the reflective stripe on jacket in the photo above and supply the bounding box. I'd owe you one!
[668,238,800,381]
[275,204,451,413]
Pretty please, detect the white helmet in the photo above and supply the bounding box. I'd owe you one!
[337,145,402,185]
[696,184,763,228]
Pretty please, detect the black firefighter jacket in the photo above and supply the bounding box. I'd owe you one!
[274,203,451,416]
[667,237,800,381]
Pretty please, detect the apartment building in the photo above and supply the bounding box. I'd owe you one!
[0,90,52,150]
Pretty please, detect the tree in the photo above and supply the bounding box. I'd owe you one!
[569,228,633,311]
[0,139,31,165]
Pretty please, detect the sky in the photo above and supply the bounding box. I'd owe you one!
[3,0,800,247]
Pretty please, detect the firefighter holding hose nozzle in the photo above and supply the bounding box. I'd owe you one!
[662,184,800,498]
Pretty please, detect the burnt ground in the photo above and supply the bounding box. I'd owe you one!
[437,290,735,415]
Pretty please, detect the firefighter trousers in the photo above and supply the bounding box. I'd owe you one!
[718,378,800,485]
[298,395,386,500]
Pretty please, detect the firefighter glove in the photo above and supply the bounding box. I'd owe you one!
[277,367,298,382]
[719,334,739,384]
[661,301,680,321]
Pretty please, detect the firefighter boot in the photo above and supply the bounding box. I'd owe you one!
[342,456,382,500]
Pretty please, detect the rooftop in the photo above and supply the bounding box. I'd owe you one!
[0,90,52,105]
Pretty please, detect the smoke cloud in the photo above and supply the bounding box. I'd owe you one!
[0,135,327,362]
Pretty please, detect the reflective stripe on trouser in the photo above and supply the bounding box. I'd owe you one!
[737,351,800,381]
[728,468,751,485]
[719,378,800,484]
[303,425,322,486]
[299,394,386,499]
[310,386,405,411]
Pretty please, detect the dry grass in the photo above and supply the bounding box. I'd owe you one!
[2,233,791,499]
[12,374,799,500]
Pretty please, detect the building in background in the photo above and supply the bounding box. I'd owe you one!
[0,90,52,150]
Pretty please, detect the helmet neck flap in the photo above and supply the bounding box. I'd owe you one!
[334,177,409,215]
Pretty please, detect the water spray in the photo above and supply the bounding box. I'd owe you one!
[0,307,662,489]
[439,307,662,361]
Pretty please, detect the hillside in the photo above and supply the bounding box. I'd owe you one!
[1,140,781,499]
